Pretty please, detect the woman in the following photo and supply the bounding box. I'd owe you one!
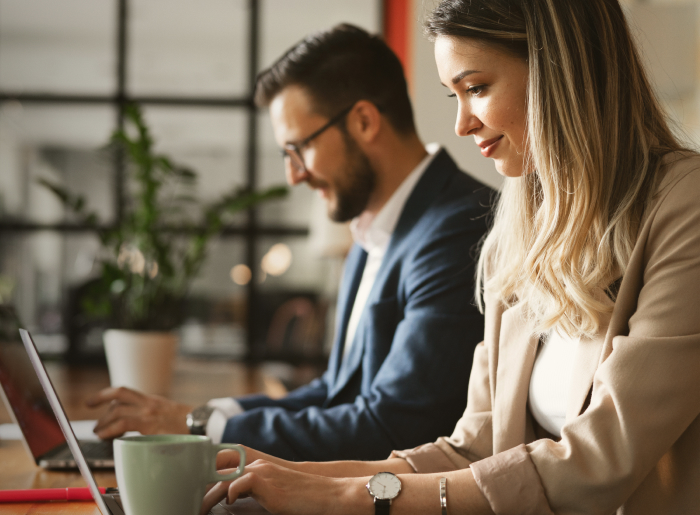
[201,1,700,514]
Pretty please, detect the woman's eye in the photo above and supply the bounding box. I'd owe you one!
[447,85,485,98]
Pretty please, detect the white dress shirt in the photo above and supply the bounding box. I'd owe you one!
[205,144,441,444]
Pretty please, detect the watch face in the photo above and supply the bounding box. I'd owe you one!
[368,472,401,500]
[191,405,214,425]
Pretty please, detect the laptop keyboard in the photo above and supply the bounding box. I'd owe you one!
[79,440,114,458]
[48,440,113,460]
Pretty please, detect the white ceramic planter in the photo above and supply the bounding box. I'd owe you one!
[103,330,178,396]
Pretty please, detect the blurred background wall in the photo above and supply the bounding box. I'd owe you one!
[0,0,697,368]
[410,0,700,191]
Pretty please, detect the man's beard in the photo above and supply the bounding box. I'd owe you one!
[327,132,377,222]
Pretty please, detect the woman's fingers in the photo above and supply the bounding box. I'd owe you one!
[216,446,285,470]
[200,472,255,515]
[226,473,256,505]
[200,480,232,515]
[199,462,267,515]
[201,459,339,515]
[216,448,245,469]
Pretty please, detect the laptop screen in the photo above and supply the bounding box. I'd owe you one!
[0,305,66,461]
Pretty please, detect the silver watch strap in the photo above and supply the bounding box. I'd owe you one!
[187,404,215,435]
[440,477,447,515]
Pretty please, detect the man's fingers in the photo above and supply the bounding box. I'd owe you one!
[93,404,154,439]
[93,417,129,440]
[93,404,143,433]
[86,386,145,408]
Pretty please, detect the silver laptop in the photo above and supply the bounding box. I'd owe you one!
[12,326,124,515]
[12,321,263,515]
[0,306,113,469]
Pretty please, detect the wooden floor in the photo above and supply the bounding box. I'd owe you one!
[0,358,284,513]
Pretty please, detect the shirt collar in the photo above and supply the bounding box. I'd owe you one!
[350,143,441,254]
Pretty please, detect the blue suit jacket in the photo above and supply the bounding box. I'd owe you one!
[224,149,494,461]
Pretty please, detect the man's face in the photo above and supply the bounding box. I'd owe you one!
[269,85,376,222]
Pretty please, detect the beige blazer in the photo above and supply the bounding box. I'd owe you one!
[392,153,700,515]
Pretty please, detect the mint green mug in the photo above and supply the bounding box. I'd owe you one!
[114,435,246,515]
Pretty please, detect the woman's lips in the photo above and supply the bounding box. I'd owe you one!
[479,136,503,158]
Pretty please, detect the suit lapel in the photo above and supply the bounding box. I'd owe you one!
[493,302,539,453]
[492,303,615,448]
[327,245,367,387]
[565,293,614,420]
[385,149,456,253]
[331,315,367,397]
[491,296,614,444]
[358,150,457,312]
[565,324,608,421]
[328,150,458,398]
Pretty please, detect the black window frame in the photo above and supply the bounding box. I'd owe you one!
[0,0,311,363]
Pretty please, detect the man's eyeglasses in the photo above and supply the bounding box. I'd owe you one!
[280,104,354,173]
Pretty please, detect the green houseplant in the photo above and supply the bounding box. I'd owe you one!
[41,104,287,393]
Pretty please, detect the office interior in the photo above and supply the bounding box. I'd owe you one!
[0,0,697,390]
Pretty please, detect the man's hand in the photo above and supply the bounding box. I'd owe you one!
[85,387,193,439]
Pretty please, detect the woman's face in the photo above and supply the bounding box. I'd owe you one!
[434,36,530,177]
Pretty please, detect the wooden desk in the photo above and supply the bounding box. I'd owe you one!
[0,358,282,514]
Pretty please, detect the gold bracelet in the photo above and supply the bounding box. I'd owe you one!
[440,477,447,515]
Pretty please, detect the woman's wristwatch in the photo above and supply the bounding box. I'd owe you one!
[366,472,402,515]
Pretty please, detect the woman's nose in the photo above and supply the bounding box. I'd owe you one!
[455,102,480,137]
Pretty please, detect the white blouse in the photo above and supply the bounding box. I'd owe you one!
[528,330,580,437]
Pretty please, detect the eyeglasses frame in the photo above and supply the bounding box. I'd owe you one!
[280,104,355,173]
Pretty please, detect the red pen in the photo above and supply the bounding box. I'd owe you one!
[0,487,106,502]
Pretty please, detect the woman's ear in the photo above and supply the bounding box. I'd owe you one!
[347,100,382,144]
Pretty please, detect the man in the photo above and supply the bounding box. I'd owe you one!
[87,24,493,462]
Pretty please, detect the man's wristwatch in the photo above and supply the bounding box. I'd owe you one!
[366,472,401,515]
[186,405,215,435]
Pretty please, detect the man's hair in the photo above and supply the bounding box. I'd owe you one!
[255,23,416,135]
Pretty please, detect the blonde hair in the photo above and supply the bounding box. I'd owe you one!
[427,0,684,338]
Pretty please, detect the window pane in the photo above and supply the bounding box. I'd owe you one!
[0,232,252,358]
[260,0,381,69]
[0,232,104,355]
[128,0,248,97]
[181,236,248,357]
[139,106,248,224]
[256,236,334,293]
[252,235,344,356]
[0,0,116,94]
[0,103,116,223]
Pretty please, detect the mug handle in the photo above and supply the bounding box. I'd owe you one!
[209,443,246,483]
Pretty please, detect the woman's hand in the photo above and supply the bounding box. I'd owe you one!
[200,459,369,515]
[215,446,297,473]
